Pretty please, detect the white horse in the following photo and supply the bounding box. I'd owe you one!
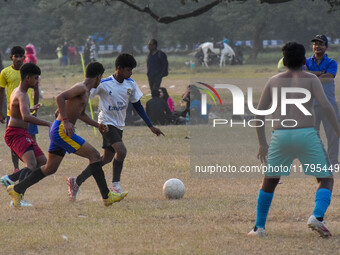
[198,42,235,67]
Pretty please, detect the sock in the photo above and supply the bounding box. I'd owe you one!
[112,159,124,183]
[255,189,274,229]
[8,170,23,182]
[18,167,32,182]
[11,152,19,169]
[89,162,110,199]
[75,164,93,187]
[14,168,45,194]
[313,188,332,220]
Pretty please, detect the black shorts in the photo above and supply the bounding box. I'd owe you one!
[101,125,123,152]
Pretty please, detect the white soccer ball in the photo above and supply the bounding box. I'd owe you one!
[163,178,186,199]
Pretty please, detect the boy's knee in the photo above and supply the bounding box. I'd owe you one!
[89,151,101,163]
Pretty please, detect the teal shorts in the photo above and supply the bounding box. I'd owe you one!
[266,128,331,178]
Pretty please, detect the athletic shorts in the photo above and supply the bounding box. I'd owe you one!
[48,120,85,157]
[101,125,123,152]
[266,127,331,178]
[6,116,38,136]
[4,126,44,160]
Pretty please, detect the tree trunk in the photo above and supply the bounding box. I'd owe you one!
[249,20,266,62]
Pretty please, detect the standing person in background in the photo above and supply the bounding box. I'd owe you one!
[305,34,339,167]
[24,44,40,141]
[62,41,68,66]
[159,87,175,112]
[0,51,5,119]
[68,42,77,65]
[0,46,40,173]
[90,40,97,62]
[24,44,37,65]
[147,39,168,92]
[84,37,92,66]
[56,44,63,66]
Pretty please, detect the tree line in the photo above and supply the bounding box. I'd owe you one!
[0,0,339,60]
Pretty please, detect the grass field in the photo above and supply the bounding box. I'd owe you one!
[1,57,340,254]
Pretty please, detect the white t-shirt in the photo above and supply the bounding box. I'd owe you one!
[90,75,143,130]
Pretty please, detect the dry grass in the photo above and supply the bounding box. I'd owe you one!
[1,66,340,254]
[1,123,340,254]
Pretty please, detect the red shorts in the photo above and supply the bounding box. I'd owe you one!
[4,127,44,160]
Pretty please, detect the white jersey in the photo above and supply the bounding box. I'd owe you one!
[90,75,143,130]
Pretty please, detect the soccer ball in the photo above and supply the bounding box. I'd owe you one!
[163,178,186,199]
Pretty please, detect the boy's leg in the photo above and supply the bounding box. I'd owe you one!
[307,177,333,237]
[255,177,280,228]
[9,152,63,202]
[74,142,110,198]
[111,142,126,183]
[74,142,127,205]
[248,177,280,236]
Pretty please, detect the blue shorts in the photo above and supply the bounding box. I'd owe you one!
[6,116,38,136]
[266,127,331,178]
[48,120,85,156]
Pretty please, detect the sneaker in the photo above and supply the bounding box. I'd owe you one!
[10,199,33,207]
[248,226,266,237]
[307,215,332,238]
[102,191,128,207]
[67,177,79,202]
[1,175,15,189]
[110,181,123,193]
[7,185,23,208]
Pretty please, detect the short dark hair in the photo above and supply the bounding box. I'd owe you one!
[11,46,25,56]
[281,42,305,69]
[20,63,41,81]
[159,87,169,100]
[152,89,160,98]
[115,53,137,69]
[86,62,105,78]
[150,39,158,47]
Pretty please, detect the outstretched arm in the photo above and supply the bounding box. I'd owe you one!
[79,109,108,133]
[132,100,164,136]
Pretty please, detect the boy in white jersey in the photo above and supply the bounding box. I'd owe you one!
[67,53,164,201]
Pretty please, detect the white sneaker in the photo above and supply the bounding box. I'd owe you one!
[1,175,15,189]
[248,226,266,237]
[307,215,332,238]
[67,177,80,202]
[110,182,123,193]
[10,199,33,207]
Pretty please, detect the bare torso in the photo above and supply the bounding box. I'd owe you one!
[56,82,89,124]
[263,70,319,129]
[8,87,30,129]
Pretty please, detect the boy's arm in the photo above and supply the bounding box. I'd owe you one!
[132,100,164,136]
[255,81,272,163]
[19,94,50,127]
[33,85,39,115]
[0,87,5,122]
[79,110,108,133]
[0,70,7,122]
[312,78,340,137]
